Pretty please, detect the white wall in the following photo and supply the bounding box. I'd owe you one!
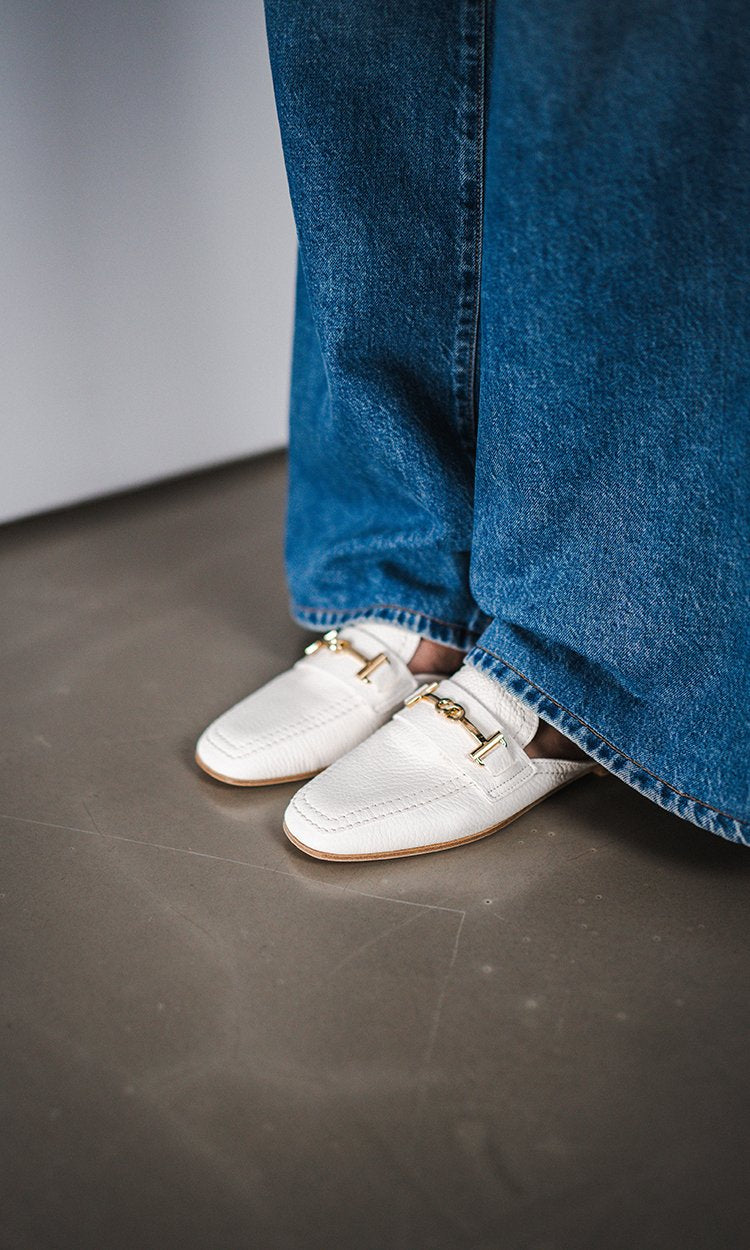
[0,0,296,524]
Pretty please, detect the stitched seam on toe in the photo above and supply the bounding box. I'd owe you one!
[207,705,355,750]
[292,776,468,831]
[207,693,360,756]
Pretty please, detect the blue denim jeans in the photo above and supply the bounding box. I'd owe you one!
[264,1,749,846]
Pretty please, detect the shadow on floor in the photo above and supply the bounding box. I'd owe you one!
[1,453,747,1250]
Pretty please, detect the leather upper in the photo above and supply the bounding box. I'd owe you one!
[284,662,595,857]
[196,619,422,783]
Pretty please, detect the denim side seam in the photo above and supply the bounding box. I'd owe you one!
[467,645,750,847]
[452,0,488,455]
[292,602,485,654]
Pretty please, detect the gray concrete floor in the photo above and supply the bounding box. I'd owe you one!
[1,451,748,1250]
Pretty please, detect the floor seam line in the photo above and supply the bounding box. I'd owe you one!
[0,811,466,915]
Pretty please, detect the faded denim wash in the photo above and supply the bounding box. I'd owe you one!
[264,1,749,845]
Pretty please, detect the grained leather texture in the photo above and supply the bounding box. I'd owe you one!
[195,620,422,783]
[284,664,596,858]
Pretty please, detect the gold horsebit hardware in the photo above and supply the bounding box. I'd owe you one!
[304,628,389,683]
[404,681,507,765]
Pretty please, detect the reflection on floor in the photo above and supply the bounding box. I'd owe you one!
[2,452,748,1250]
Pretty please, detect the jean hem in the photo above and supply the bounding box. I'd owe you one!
[466,645,750,847]
[292,602,484,653]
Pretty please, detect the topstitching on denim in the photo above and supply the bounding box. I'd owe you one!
[293,602,486,653]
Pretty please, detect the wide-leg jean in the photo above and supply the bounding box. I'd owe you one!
[263,1,749,846]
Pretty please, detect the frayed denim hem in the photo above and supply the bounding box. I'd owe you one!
[292,601,485,653]
[466,645,750,849]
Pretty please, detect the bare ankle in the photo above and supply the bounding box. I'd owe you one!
[409,638,465,677]
[525,720,589,762]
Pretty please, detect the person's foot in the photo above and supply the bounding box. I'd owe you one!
[408,639,588,764]
[283,662,597,860]
[409,637,465,677]
[195,620,446,786]
[525,719,590,762]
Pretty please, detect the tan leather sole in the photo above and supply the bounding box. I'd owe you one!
[195,753,319,787]
[283,769,599,861]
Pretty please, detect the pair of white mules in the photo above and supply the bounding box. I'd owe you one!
[195,620,599,861]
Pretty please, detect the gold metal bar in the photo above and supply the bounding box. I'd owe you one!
[356,653,388,682]
[470,731,507,764]
[404,681,439,706]
[403,685,508,765]
[303,629,389,683]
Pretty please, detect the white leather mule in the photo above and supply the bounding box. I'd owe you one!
[195,620,431,785]
[283,663,598,859]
